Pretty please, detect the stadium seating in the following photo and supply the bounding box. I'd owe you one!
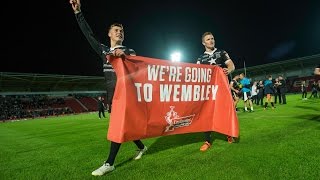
[79,97,98,111]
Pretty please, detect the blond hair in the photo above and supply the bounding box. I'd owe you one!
[108,23,124,32]
[201,32,213,42]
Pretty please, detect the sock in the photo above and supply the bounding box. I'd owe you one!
[106,141,121,166]
[204,131,212,144]
[245,107,248,111]
[133,140,145,149]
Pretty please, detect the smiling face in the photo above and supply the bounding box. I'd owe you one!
[108,23,124,45]
[202,33,215,50]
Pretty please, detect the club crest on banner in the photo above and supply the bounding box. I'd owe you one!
[164,106,195,132]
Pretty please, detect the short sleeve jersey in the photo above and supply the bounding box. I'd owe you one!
[196,48,231,68]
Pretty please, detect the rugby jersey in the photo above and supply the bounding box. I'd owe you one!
[196,48,231,68]
[264,79,274,94]
[75,12,135,73]
[102,45,135,72]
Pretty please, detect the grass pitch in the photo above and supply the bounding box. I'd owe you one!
[0,94,319,179]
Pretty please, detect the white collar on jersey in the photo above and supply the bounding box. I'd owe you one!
[204,48,217,55]
[110,45,125,51]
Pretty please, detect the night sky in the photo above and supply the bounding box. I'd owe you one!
[2,1,320,76]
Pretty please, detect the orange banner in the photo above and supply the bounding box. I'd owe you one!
[107,55,239,143]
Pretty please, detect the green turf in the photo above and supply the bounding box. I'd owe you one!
[0,94,319,179]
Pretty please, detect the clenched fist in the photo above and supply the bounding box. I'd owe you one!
[69,0,81,14]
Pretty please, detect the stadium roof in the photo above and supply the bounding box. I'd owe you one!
[1,54,319,94]
[233,54,320,77]
[0,72,105,94]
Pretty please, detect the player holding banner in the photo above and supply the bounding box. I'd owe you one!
[196,32,236,151]
[69,0,147,176]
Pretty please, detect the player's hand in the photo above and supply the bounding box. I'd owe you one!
[70,0,81,13]
[113,49,125,57]
[223,68,229,75]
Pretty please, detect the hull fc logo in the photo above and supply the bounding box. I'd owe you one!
[164,106,195,132]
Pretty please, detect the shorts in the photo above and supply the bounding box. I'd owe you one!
[242,91,251,101]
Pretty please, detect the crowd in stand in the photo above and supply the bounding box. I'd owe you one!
[0,95,73,121]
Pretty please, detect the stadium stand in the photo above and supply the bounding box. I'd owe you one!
[79,97,98,111]
[0,73,106,121]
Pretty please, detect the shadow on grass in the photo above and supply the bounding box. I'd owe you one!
[294,114,320,122]
[116,158,132,168]
[294,105,320,112]
[147,133,202,154]
[146,131,232,155]
[116,133,202,168]
[116,132,234,168]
